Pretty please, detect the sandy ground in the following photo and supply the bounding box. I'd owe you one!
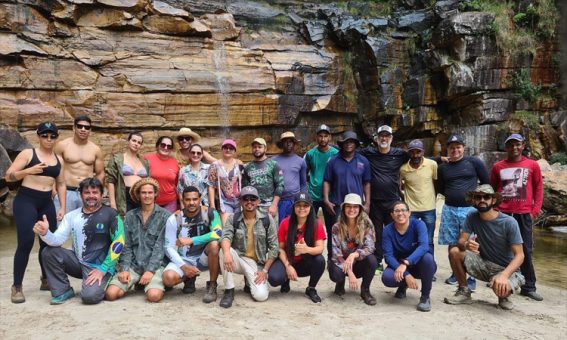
[0,230,566,340]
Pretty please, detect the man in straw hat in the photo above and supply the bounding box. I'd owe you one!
[444,184,525,310]
[105,178,171,303]
[175,127,216,166]
[273,131,307,223]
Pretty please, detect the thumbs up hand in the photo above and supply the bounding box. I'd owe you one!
[33,214,50,236]
[466,234,480,255]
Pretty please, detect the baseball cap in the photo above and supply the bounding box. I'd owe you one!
[377,125,393,135]
[252,137,267,146]
[240,186,259,199]
[293,192,313,206]
[37,122,59,135]
[407,139,424,151]
[222,139,237,149]
[316,124,331,134]
[505,133,524,144]
[446,134,465,146]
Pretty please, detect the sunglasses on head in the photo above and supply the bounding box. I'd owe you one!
[178,136,192,142]
[473,194,492,201]
[39,133,58,139]
[241,196,257,202]
[75,123,91,130]
[159,143,173,150]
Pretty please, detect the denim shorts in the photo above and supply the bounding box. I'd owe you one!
[438,205,475,245]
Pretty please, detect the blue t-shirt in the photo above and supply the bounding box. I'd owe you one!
[383,218,429,269]
[438,156,489,207]
[323,153,371,205]
[272,154,307,199]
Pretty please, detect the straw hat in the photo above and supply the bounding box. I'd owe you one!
[129,178,160,203]
[175,127,201,142]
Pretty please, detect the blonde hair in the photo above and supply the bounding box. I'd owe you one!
[337,207,370,245]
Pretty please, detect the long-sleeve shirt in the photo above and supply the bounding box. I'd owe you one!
[164,208,222,267]
[242,158,284,207]
[119,205,170,274]
[105,153,150,216]
[490,156,543,216]
[437,156,489,207]
[383,218,429,271]
[330,216,375,270]
[41,206,125,274]
[272,154,307,199]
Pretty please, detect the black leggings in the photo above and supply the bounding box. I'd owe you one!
[268,255,326,288]
[13,187,57,285]
[329,254,378,290]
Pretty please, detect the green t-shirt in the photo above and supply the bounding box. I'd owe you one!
[242,159,284,206]
[304,146,339,201]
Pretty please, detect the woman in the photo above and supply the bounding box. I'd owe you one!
[329,193,378,305]
[105,132,150,216]
[5,122,66,303]
[382,201,436,312]
[208,139,242,225]
[177,144,210,208]
[268,192,326,303]
[144,136,179,213]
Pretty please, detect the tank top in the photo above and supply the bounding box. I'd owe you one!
[23,149,61,179]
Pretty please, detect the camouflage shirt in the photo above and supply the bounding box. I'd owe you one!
[242,159,284,207]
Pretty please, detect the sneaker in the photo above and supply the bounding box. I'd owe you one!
[444,274,457,285]
[444,287,472,305]
[243,284,251,294]
[498,297,514,310]
[50,288,75,305]
[280,280,290,293]
[182,277,196,294]
[360,288,377,306]
[11,285,25,304]
[219,288,234,308]
[394,286,407,299]
[334,282,345,297]
[467,277,476,292]
[432,275,437,282]
[520,290,543,301]
[202,281,218,303]
[374,263,384,276]
[40,277,50,291]
[305,287,322,303]
[417,296,431,312]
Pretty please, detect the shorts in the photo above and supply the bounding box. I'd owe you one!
[109,268,165,292]
[464,251,525,293]
[221,198,241,214]
[438,205,475,245]
[164,252,209,278]
[54,190,83,214]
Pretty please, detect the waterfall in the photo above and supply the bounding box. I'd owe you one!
[212,41,231,137]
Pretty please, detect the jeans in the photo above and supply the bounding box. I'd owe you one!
[369,200,395,263]
[382,253,437,298]
[411,210,436,257]
[509,213,537,292]
[278,199,294,224]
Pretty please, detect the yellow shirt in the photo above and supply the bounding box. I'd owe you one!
[400,158,438,211]
[243,219,258,262]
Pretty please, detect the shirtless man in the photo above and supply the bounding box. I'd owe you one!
[54,116,105,212]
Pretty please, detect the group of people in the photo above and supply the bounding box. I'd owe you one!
[6,116,543,313]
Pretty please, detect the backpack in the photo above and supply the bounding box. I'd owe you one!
[175,207,215,237]
[232,211,270,233]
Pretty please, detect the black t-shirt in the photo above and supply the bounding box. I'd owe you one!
[438,156,489,207]
[360,146,409,202]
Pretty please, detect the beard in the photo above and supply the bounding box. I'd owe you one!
[475,203,493,213]
[409,157,422,165]
[253,151,265,159]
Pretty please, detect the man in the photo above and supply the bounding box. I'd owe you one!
[33,177,125,305]
[400,139,438,257]
[54,115,105,213]
[105,178,170,303]
[490,133,543,301]
[304,124,339,234]
[323,131,371,254]
[444,184,525,310]
[242,137,284,219]
[174,127,215,166]
[272,132,307,222]
[360,125,408,268]
[162,186,222,303]
[437,134,489,289]
[218,186,278,308]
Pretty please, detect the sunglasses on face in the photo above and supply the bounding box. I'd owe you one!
[191,151,202,156]
[39,133,58,140]
[473,194,492,201]
[241,196,257,202]
[178,136,192,142]
[159,143,173,150]
[75,123,91,130]
[223,147,236,152]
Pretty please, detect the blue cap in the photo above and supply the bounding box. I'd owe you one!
[407,139,424,151]
[505,133,524,144]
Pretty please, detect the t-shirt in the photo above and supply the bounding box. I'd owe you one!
[437,156,489,207]
[243,220,258,261]
[144,153,180,206]
[243,158,284,206]
[360,146,409,202]
[400,158,438,211]
[490,156,543,215]
[323,153,371,206]
[383,218,429,269]
[463,212,523,268]
[277,216,326,262]
[272,154,307,199]
[304,146,339,201]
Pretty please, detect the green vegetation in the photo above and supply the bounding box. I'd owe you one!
[511,110,539,129]
[509,69,541,103]
[549,152,567,165]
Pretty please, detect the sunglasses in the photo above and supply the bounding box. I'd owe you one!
[159,143,173,150]
[222,147,236,151]
[473,194,492,201]
[75,123,91,130]
[39,133,58,140]
[178,136,192,142]
[191,151,202,155]
[241,196,257,202]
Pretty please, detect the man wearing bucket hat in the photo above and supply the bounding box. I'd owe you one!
[174,127,216,166]
[106,178,170,303]
[444,184,525,310]
[490,133,543,301]
[273,132,307,223]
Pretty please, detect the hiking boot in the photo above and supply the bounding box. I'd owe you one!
[40,277,50,291]
[305,287,321,303]
[182,276,196,294]
[50,288,75,305]
[467,277,477,292]
[202,281,218,303]
[520,290,543,301]
[444,274,457,285]
[334,281,345,297]
[394,286,407,299]
[444,287,472,305]
[417,296,431,312]
[360,288,377,306]
[11,285,25,304]
[498,297,514,310]
[219,288,234,308]
[280,280,290,293]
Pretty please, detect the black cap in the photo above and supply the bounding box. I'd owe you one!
[316,124,331,134]
[446,134,465,146]
[293,192,313,206]
[37,122,58,135]
[337,131,360,148]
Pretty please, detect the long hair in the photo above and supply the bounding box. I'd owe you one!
[337,206,369,245]
[285,204,317,264]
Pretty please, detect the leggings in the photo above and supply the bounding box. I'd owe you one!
[268,255,326,288]
[329,254,378,290]
[381,252,437,298]
[13,187,57,285]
